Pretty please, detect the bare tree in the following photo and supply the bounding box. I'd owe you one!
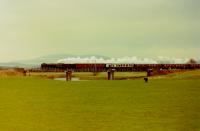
[187,58,197,64]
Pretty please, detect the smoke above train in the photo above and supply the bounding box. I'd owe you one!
[57,56,199,64]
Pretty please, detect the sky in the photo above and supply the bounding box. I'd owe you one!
[0,0,199,62]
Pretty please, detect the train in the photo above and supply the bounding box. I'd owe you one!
[41,63,200,72]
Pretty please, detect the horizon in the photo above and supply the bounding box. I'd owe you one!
[1,54,200,63]
[0,54,200,65]
[0,0,200,62]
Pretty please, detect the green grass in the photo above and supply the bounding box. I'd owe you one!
[151,70,200,80]
[0,76,200,130]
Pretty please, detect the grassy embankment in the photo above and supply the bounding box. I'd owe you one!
[0,70,200,130]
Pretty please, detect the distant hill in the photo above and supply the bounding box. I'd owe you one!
[0,54,111,68]
[0,55,200,68]
[0,62,33,68]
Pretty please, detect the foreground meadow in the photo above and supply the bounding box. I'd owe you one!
[0,74,200,131]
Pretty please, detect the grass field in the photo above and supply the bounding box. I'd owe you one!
[0,71,200,131]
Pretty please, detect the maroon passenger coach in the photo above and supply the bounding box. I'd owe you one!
[41,63,200,72]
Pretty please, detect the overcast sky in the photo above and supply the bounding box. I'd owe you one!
[0,0,199,62]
